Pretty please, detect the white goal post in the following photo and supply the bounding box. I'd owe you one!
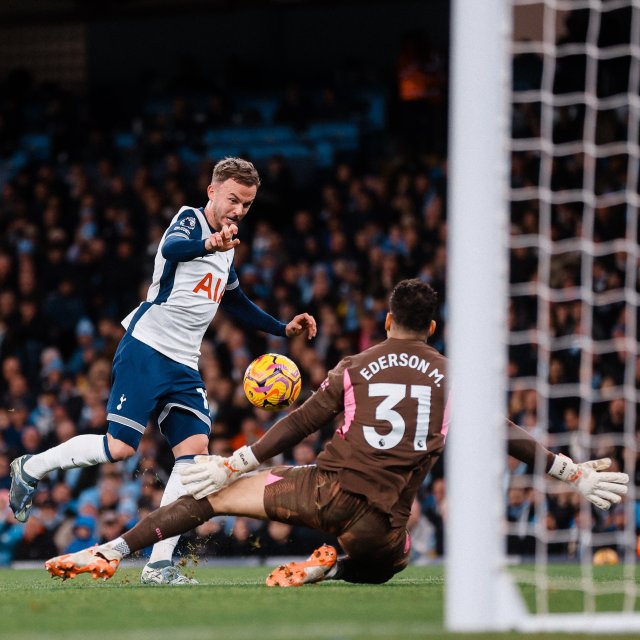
[446,0,640,632]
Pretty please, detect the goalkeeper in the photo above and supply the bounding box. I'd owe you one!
[45,279,628,587]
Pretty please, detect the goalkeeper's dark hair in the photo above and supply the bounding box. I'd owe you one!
[389,279,438,334]
[211,157,261,187]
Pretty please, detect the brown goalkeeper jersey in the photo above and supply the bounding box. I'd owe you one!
[252,337,450,526]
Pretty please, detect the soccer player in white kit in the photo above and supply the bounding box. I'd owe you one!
[9,157,317,584]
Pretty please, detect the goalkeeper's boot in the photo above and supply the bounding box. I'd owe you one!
[140,561,199,585]
[45,546,122,581]
[266,544,337,587]
[9,455,38,522]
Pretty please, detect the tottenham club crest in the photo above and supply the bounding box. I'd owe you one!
[179,216,197,230]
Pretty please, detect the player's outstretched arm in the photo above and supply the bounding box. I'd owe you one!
[220,283,288,336]
[506,420,628,510]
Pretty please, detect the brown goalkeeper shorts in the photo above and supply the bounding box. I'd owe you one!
[263,465,410,572]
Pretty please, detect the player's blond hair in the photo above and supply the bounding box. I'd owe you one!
[211,157,261,188]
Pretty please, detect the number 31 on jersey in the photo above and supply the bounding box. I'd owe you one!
[364,383,431,451]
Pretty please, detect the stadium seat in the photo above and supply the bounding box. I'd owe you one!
[178,146,201,167]
[246,143,312,162]
[203,126,297,148]
[304,121,359,151]
[206,145,247,161]
[237,97,280,125]
[313,141,334,168]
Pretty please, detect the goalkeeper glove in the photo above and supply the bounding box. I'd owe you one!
[547,455,629,510]
[179,446,260,500]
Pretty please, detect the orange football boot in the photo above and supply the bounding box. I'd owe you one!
[266,544,337,587]
[45,546,122,581]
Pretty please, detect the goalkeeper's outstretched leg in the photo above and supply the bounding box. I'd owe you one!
[44,466,411,585]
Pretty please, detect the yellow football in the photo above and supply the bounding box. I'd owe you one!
[243,353,302,411]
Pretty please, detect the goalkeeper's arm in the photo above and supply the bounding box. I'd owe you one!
[507,420,628,510]
[506,419,555,470]
[181,377,343,500]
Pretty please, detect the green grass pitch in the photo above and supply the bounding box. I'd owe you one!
[1,564,639,640]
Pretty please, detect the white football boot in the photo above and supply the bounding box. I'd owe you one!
[140,561,198,585]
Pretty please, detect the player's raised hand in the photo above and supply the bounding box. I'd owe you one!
[285,313,317,340]
[547,455,629,510]
[205,223,239,253]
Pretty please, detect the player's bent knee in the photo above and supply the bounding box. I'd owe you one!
[105,434,136,460]
[161,408,211,453]
[106,421,142,458]
[172,433,210,459]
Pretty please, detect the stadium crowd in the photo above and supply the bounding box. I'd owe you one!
[0,8,637,567]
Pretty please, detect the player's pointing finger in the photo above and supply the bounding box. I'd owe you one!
[302,313,317,338]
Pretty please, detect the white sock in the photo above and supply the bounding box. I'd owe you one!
[23,434,110,480]
[104,536,131,558]
[147,459,193,565]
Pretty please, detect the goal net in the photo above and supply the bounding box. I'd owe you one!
[446,0,640,632]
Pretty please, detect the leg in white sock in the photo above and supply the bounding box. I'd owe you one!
[23,434,111,480]
[147,459,194,564]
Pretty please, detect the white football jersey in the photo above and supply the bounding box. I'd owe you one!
[122,206,237,369]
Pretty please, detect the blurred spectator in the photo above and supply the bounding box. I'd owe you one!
[193,516,232,556]
[12,510,58,561]
[97,510,125,544]
[407,498,436,564]
[256,520,324,557]
[226,517,260,556]
[0,489,23,565]
[292,441,316,466]
[65,515,98,553]
[230,416,265,451]
[421,477,446,557]
[0,453,10,490]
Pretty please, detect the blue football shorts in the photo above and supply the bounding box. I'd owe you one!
[106,333,211,450]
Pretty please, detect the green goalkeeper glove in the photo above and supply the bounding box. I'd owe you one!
[547,455,629,510]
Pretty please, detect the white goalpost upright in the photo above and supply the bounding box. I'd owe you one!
[446,0,640,632]
[445,0,517,632]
